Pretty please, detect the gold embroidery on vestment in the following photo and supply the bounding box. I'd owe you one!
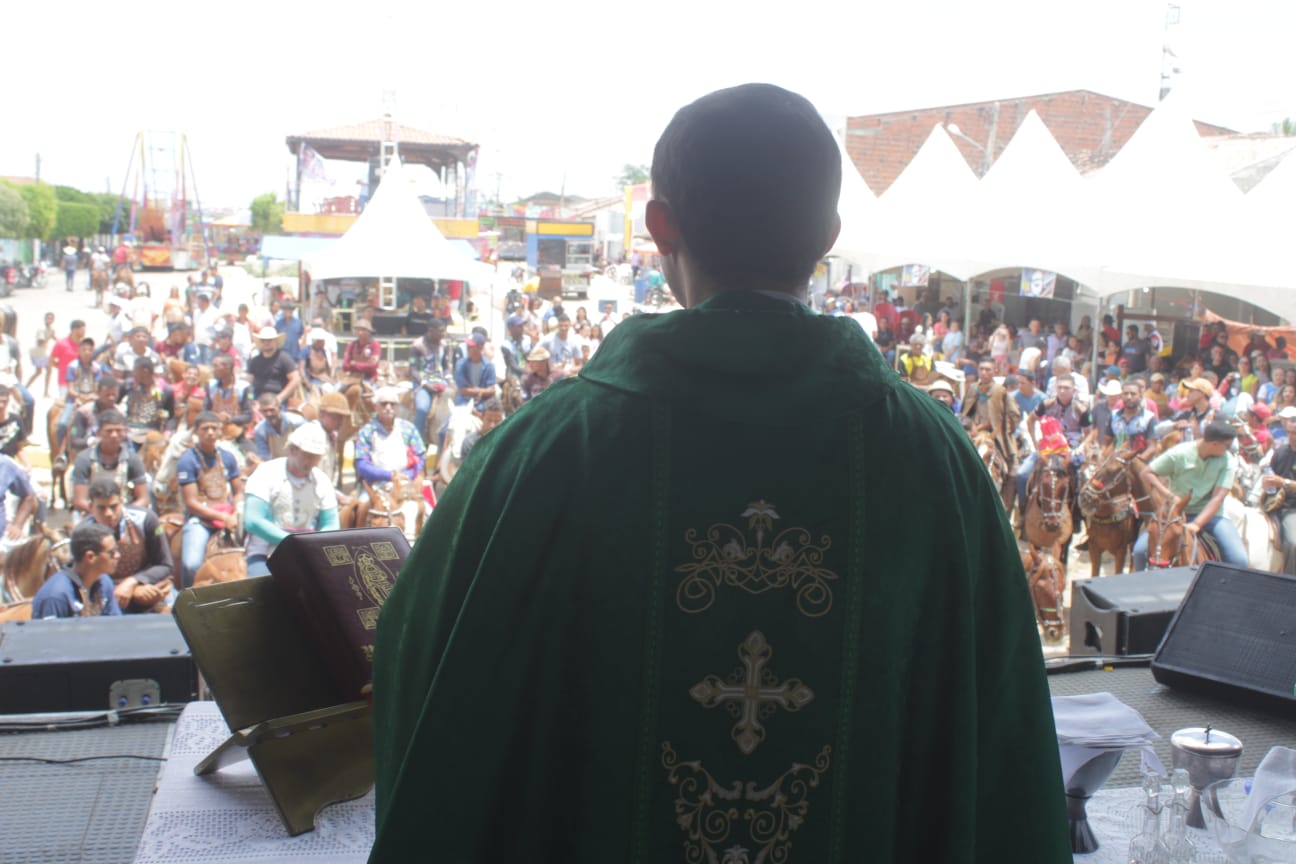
[690,630,813,755]
[661,741,831,863]
[323,544,353,566]
[674,500,837,617]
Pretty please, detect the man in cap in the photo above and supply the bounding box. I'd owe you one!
[1146,372,1171,418]
[370,83,1069,863]
[899,333,932,381]
[82,478,173,613]
[106,295,131,345]
[31,521,121,619]
[1134,420,1247,569]
[542,314,581,370]
[242,421,340,577]
[176,411,244,588]
[409,319,455,435]
[1172,377,1216,441]
[248,326,300,403]
[71,409,149,514]
[500,314,532,381]
[251,393,305,463]
[453,332,497,410]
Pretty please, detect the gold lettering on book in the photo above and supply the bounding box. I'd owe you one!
[675,501,837,617]
[661,741,831,863]
[690,631,813,755]
[323,545,353,566]
[355,550,394,605]
[361,645,374,660]
[371,541,399,561]
[356,607,380,630]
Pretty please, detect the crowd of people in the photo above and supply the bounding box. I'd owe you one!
[8,261,641,618]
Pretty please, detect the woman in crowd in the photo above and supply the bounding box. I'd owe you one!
[989,323,1013,374]
[1237,354,1258,398]
[933,309,951,342]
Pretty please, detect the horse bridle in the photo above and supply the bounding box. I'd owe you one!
[1034,457,1071,523]
[1145,508,1201,569]
[1080,450,1134,522]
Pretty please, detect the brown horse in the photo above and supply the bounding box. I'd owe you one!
[1019,541,1067,641]
[350,476,426,539]
[1144,490,1212,569]
[46,403,75,510]
[192,530,247,586]
[1077,445,1139,578]
[0,527,74,619]
[971,431,1012,513]
[1023,452,1074,556]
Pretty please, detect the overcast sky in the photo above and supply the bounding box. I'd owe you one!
[5,0,1292,209]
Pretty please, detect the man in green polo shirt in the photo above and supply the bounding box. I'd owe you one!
[1134,420,1246,568]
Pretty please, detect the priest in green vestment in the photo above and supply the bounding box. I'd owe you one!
[371,83,1070,863]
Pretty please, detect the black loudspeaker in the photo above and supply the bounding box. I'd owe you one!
[1068,567,1196,656]
[0,617,196,713]
[1152,563,1296,716]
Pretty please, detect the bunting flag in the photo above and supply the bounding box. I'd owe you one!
[301,145,331,183]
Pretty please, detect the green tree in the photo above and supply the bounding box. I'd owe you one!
[91,193,129,235]
[17,182,57,241]
[1272,117,1296,136]
[0,183,29,238]
[250,192,283,234]
[614,163,650,187]
[55,202,100,241]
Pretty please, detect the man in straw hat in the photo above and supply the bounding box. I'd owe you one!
[926,378,956,412]
[247,326,299,404]
[371,83,1069,862]
[242,421,339,577]
[314,391,352,491]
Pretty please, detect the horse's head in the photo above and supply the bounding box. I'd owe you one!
[1147,491,1192,568]
[1029,547,1067,640]
[1036,454,1071,530]
[362,480,406,532]
[141,432,168,475]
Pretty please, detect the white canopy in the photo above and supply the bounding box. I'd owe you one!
[303,160,492,284]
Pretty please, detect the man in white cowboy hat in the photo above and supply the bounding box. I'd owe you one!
[247,326,299,404]
[242,421,340,577]
[926,378,956,412]
[1088,376,1125,451]
[106,295,131,345]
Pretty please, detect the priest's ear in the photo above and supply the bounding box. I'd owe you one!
[645,199,681,257]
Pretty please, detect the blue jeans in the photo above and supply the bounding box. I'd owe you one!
[246,554,270,578]
[15,383,33,434]
[1132,513,1248,570]
[413,387,433,437]
[57,401,75,450]
[180,518,215,589]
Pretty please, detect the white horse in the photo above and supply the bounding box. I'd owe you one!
[1228,455,1283,572]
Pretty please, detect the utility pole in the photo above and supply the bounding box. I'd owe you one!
[34,153,40,182]
[1159,3,1182,101]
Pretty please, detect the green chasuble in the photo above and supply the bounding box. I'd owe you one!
[370,291,1070,863]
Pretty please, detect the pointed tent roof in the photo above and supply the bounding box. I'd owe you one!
[1086,87,1289,311]
[303,160,492,284]
[866,125,986,278]
[970,110,1098,282]
[827,131,880,271]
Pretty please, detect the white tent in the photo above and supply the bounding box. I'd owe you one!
[841,124,986,279]
[303,159,492,284]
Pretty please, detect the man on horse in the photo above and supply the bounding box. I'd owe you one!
[121,356,175,451]
[71,409,149,514]
[176,412,244,589]
[30,521,121,619]
[83,478,173,613]
[453,332,497,410]
[499,315,532,381]
[1016,372,1090,515]
[963,359,1021,501]
[1171,378,1216,441]
[341,318,382,399]
[252,393,304,463]
[204,354,254,441]
[248,327,300,405]
[1133,421,1248,570]
[67,376,121,454]
[1108,380,1158,459]
[314,391,353,496]
[243,422,340,577]
[356,388,426,490]
[521,346,561,402]
[0,453,37,543]
[409,319,455,436]
[1262,406,1296,574]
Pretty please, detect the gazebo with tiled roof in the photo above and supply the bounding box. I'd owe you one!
[285,116,477,212]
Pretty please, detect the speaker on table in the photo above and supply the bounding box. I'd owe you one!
[1068,566,1196,656]
[0,616,196,713]
[1152,562,1296,717]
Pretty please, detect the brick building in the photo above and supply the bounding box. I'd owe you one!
[845,89,1236,194]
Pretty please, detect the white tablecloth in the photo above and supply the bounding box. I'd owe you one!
[133,702,372,864]
[139,703,1229,863]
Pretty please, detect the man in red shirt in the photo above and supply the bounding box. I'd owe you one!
[50,319,87,398]
[112,242,131,267]
[872,290,897,332]
[342,318,383,404]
